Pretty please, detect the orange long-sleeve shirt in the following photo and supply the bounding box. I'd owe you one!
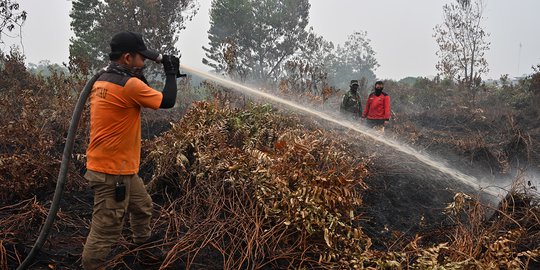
[86,72,163,175]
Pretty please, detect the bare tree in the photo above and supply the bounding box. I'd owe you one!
[0,0,26,45]
[434,0,490,89]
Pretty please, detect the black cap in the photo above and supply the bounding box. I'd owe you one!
[110,31,160,61]
[375,80,384,85]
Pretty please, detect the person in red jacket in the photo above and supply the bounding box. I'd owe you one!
[362,81,390,131]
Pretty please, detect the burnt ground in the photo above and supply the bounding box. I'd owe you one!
[3,114,531,269]
[338,127,500,250]
[4,186,234,269]
[352,106,540,251]
[2,190,92,269]
[359,152,497,250]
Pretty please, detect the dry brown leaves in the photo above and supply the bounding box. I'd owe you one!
[0,53,88,203]
[139,101,372,269]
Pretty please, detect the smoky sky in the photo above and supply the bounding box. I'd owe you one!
[3,0,540,80]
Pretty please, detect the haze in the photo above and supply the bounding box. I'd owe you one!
[2,0,539,80]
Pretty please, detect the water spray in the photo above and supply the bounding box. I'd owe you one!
[180,64,503,197]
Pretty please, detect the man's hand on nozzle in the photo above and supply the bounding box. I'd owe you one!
[162,55,180,76]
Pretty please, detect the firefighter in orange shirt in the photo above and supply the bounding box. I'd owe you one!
[82,31,179,270]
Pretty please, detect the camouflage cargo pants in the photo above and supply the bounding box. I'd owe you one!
[81,170,153,270]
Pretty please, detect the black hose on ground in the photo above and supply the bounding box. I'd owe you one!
[17,70,105,270]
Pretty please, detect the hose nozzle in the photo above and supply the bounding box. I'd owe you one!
[155,54,186,78]
[154,54,163,63]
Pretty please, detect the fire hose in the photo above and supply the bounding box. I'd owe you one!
[16,70,105,270]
